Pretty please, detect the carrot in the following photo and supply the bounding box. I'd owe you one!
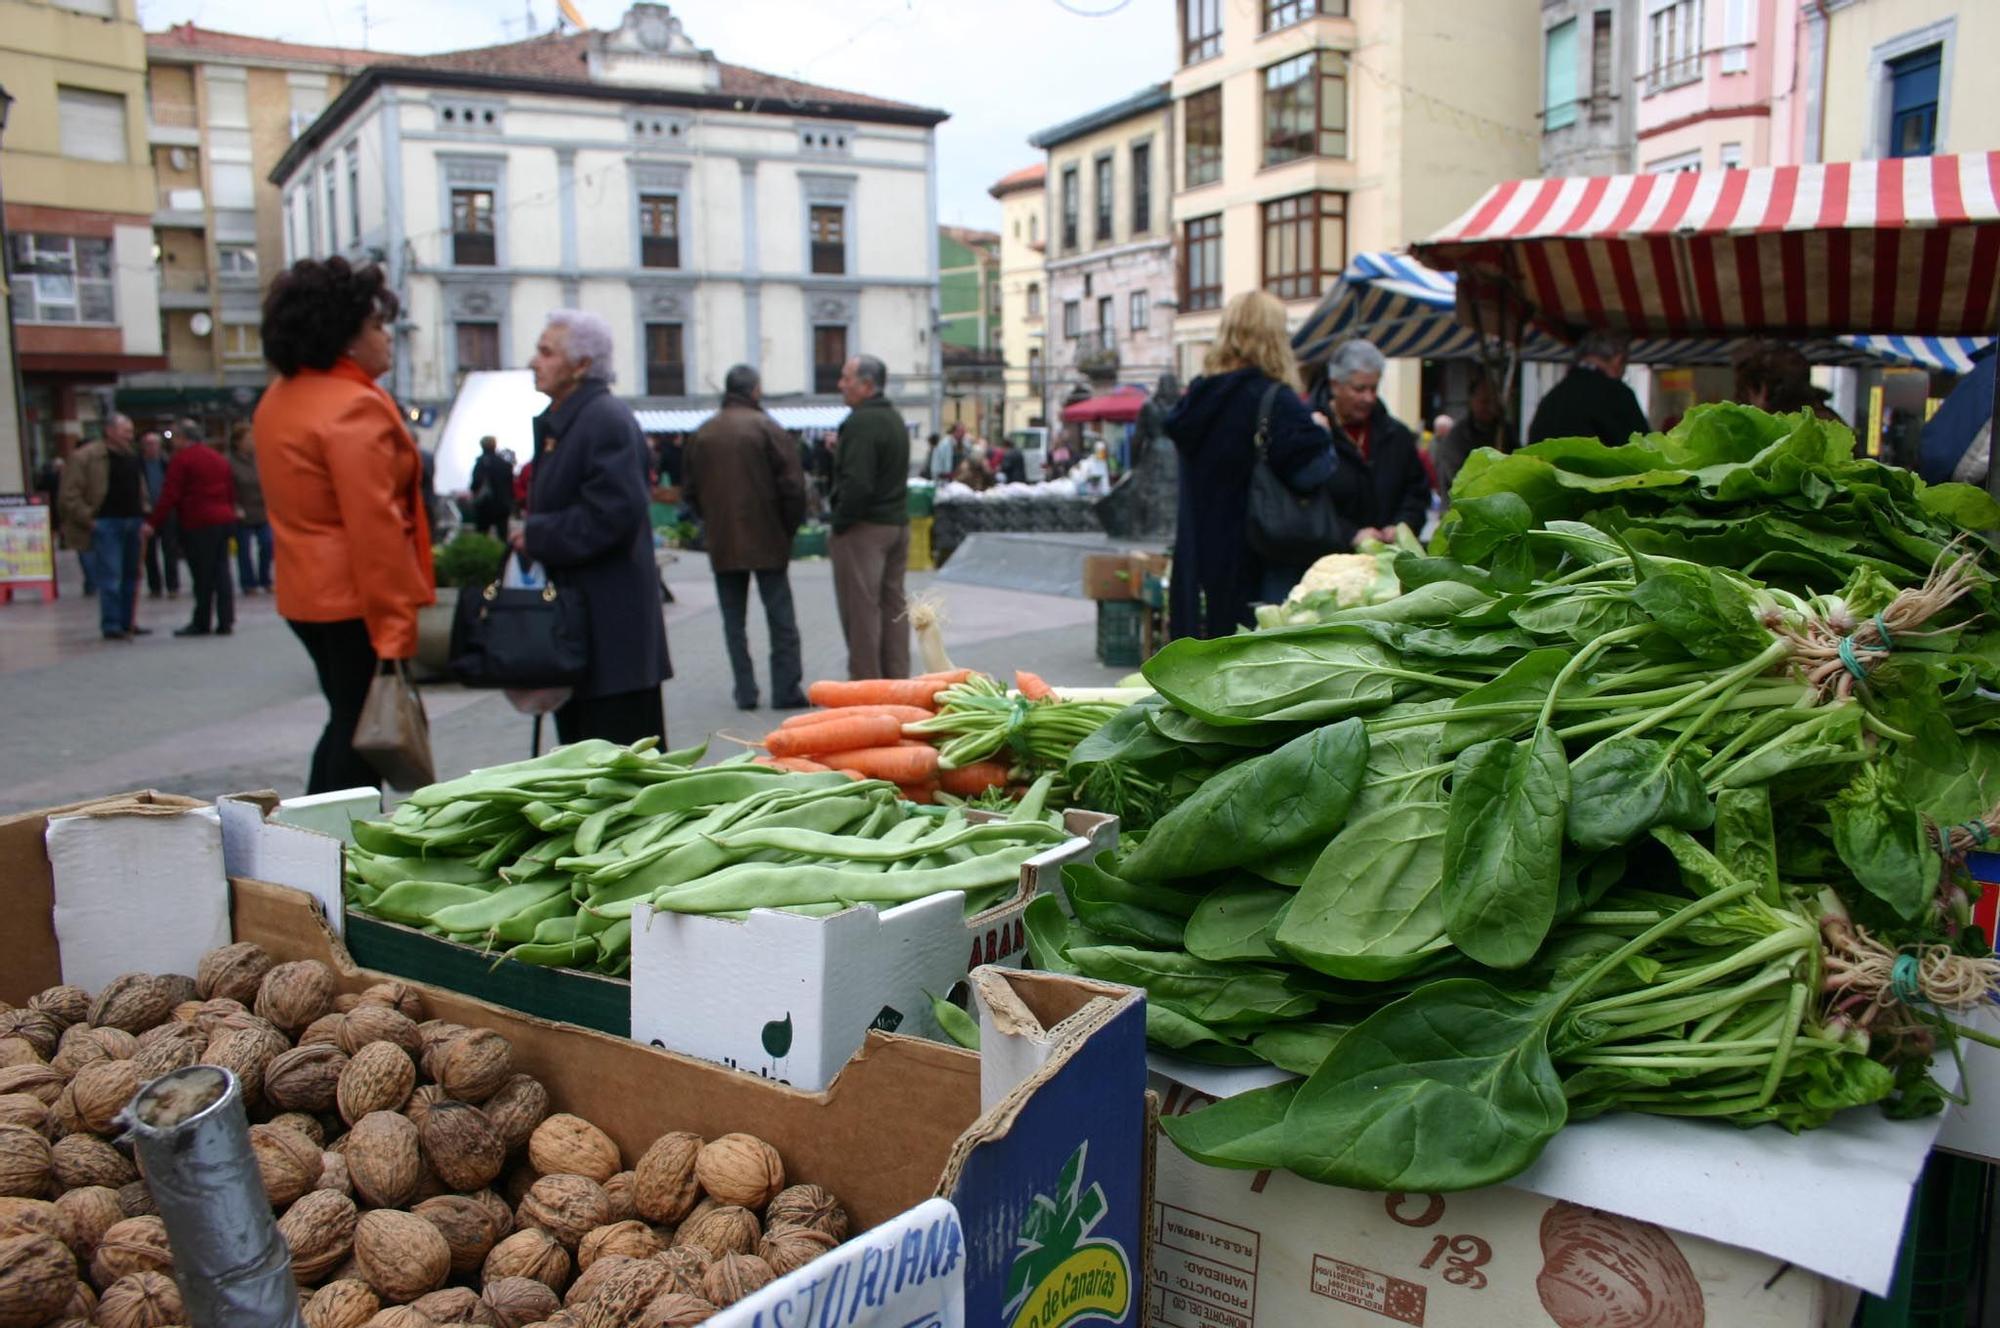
[897,783,939,805]
[939,761,1012,797]
[820,744,941,784]
[1015,670,1054,701]
[806,679,946,711]
[771,757,835,774]
[765,714,903,759]
[910,668,975,687]
[778,704,935,730]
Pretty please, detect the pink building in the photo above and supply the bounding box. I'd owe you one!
[1632,0,1808,172]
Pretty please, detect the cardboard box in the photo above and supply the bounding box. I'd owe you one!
[1150,1078,1857,1328]
[1084,552,1167,601]
[0,797,1154,1328]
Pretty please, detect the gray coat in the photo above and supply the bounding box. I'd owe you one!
[523,381,670,699]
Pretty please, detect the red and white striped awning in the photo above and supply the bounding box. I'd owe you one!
[1412,153,2000,341]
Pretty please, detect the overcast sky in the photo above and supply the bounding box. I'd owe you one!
[134,0,1172,227]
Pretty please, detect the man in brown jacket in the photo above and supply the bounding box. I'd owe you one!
[57,414,150,640]
[684,364,809,710]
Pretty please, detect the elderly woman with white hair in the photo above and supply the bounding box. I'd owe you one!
[512,309,671,746]
[1311,338,1434,543]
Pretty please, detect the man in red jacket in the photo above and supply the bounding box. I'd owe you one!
[144,418,238,637]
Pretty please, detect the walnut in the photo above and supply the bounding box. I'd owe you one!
[94,1269,183,1328]
[346,1112,422,1210]
[600,1173,638,1227]
[0,1233,77,1328]
[632,1135,701,1226]
[304,1278,380,1328]
[418,1101,504,1194]
[701,1252,774,1309]
[480,1275,560,1328]
[49,1133,135,1191]
[338,1044,416,1126]
[499,1161,539,1210]
[279,1189,361,1286]
[518,1175,610,1250]
[0,1100,44,1142]
[201,1026,289,1110]
[90,1216,171,1291]
[761,1184,848,1242]
[265,1045,351,1115]
[43,1087,83,1141]
[571,1257,675,1325]
[300,1014,350,1049]
[0,1127,51,1199]
[187,998,250,1036]
[53,1187,122,1260]
[649,1245,709,1297]
[0,1010,62,1059]
[357,983,426,1022]
[363,1308,438,1328]
[61,1275,98,1323]
[431,1030,511,1104]
[129,1028,206,1081]
[560,1252,633,1309]
[255,961,338,1036]
[0,1068,62,1107]
[412,1195,503,1280]
[415,1023,466,1064]
[634,1292,716,1328]
[528,1116,619,1184]
[410,1286,494,1324]
[0,1043,39,1073]
[197,942,275,1005]
[759,1226,837,1277]
[27,986,91,1029]
[0,1198,67,1248]
[578,1220,661,1271]
[317,1152,353,1198]
[269,1112,327,1146]
[476,1076,548,1152]
[353,1209,450,1304]
[482,1227,569,1294]
[692,1136,781,1212]
[339,1006,423,1060]
[87,976,177,1035]
[671,1207,758,1260]
[250,1123,323,1208]
[114,1183,155,1220]
[67,1060,142,1137]
[51,1026,122,1078]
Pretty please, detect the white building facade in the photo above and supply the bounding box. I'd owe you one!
[268,6,946,439]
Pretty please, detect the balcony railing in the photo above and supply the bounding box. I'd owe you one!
[159,268,210,294]
[1072,329,1119,376]
[149,102,198,131]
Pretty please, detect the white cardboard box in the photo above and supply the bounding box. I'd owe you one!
[629,809,1117,1090]
[45,798,231,990]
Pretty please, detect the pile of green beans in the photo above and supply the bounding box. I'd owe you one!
[344,738,1066,975]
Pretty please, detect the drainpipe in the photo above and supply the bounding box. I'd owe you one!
[1803,0,1830,164]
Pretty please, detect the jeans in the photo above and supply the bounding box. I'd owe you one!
[713,567,804,706]
[181,524,235,632]
[289,618,379,793]
[83,517,142,636]
[235,521,273,590]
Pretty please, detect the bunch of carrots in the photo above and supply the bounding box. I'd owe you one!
[749,668,1061,805]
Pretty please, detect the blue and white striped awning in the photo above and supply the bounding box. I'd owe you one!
[635,404,851,433]
[1293,251,1991,375]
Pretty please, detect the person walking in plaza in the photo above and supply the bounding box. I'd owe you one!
[57,413,150,641]
[144,419,238,638]
[513,309,671,746]
[469,435,515,540]
[829,354,911,679]
[929,422,964,481]
[254,257,435,793]
[136,429,182,599]
[1310,339,1432,547]
[227,423,273,595]
[684,364,809,711]
[1529,330,1652,449]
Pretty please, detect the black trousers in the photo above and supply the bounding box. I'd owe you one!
[144,518,181,594]
[290,618,380,794]
[555,687,666,749]
[182,524,235,632]
[713,567,803,706]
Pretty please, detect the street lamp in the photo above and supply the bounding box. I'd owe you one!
[0,83,28,494]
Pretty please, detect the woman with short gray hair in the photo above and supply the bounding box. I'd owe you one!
[512,309,670,745]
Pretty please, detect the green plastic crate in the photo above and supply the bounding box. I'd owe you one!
[343,912,630,1037]
[907,483,935,518]
[1097,600,1144,668]
[1858,1152,1992,1328]
[792,526,829,559]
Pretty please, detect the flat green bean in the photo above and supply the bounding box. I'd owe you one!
[368,880,496,926]
[493,887,578,943]
[426,878,569,934]
[706,818,1059,864]
[647,841,1044,914]
[928,992,982,1049]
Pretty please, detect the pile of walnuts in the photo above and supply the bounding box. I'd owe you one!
[0,944,852,1328]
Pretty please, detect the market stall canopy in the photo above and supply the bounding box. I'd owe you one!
[1061,386,1149,423]
[1293,250,1991,373]
[635,404,851,433]
[1412,153,2000,340]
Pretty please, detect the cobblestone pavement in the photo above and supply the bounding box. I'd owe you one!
[0,550,1125,813]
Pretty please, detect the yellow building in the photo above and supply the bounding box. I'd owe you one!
[1168,0,1540,421]
[127,25,372,429]
[989,161,1046,436]
[1,0,162,485]
[1814,0,2000,162]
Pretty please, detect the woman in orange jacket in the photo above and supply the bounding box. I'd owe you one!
[252,258,434,793]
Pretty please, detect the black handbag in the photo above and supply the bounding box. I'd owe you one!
[1245,381,1348,566]
[448,554,590,689]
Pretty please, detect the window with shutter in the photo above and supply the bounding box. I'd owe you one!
[57,88,127,164]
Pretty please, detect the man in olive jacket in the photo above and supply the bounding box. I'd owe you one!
[684,364,809,710]
[829,354,912,679]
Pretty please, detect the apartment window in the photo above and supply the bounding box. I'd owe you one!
[639,194,681,269]
[216,245,257,277]
[324,166,339,249]
[52,0,116,14]
[1130,289,1150,332]
[1263,192,1346,301]
[222,321,262,365]
[212,162,255,211]
[1182,0,1221,64]
[1096,296,1113,336]
[1646,149,1702,174]
[1060,166,1079,251]
[809,204,845,275]
[1646,0,1702,94]
[1590,11,1615,115]
[346,144,361,242]
[813,325,847,395]
[1093,156,1114,244]
[1182,215,1222,313]
[1263,51,1347,166]
[451,189,496,266]
[1028,347,1043,392]
[7,234,115,323]
[1062,300,1081,339]
[1721,0,1750,74]
[288,84,326,141]
[1719,141,1744,170]
[645,323,686,397]
[206,75,249,129]
[1131,142,1152,234]
[1888,46,1942,158]
[1027,282,1042,318]
[455,322,500,375]
[1184,87,1222,188]
[1264,0,1345,30]
[1544,20,1579,132]
[57,88,127,164]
